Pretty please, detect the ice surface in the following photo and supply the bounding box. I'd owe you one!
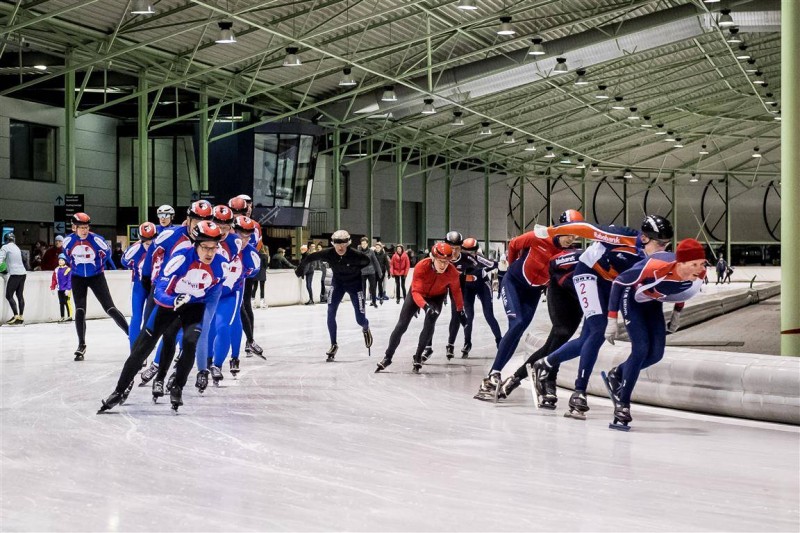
[1,297,798,532]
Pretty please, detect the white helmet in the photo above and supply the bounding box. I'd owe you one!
[157,204,175,218]
[236,194,253,204]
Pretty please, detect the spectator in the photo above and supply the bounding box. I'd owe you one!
[315,241,328,303]
[50,253,73,322]
[112,242,124,269]
[390,244,410,304]
[269,248,294,269]
[300,244,315,304]
[724,264,734,284]
[0,233,27,325]
[31,241,46,271]
[407,249,417,267]
[715,254,727,285]
[358,237,383,308]
[41,235,65,271]
[255,246,269,308]
[374,242,391,301]
[103,240,117,270]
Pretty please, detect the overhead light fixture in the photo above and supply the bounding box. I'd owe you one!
[641,115,653,128]
[32,64,48,71]
[215,22,236,44]
[726,27,742,44]
[456,0,478,10]
[591,162,600,173]
[524,139,536,152]
[421,98,436,114]
[560,153,572,164]
[753,72,766,85]
[673,137,684,148]
[654,123,667,135]
[736,44,750,60]
[574,69,588,86]
[553,57,568,74]
[576,158,586,169]
[623,168,633,179]
[503,131,516,144]
[627,107,640,120]
[451,111,464,126]
[479,122,492,135]
[339,67,356,87]
[774,113,781,121]
[718,8,734,28]
[528,37,545,56]
[611,96,625,110]
[131,0,155,15]
[752,147,761,158]
[744,59,758,73]
[664,131,676,142]
[690,173,699,183]
[497,16,515,36]
[544,146,555,158]
[699,144,710,155]
[283,47,302,66]
[381,85,397,102]
[703,0,721,3]
[769,103,780,113]
[595,84,609,99]
[764,93,777,105]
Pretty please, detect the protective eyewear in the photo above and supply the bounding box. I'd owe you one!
[158,214,172,219]
[332,238,350,244]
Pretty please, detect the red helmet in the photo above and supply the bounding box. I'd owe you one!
[187,200,213,220]
[139,222,157,240]
[72,212,91,225]
[430,242,454,260]
[558,209,583,224]
[212,205,234,224]
[191,220,223,243]
[233,216,258,233]
[462,237,479,252]
[228,197,248,215]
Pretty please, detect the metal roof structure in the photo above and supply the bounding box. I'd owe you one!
[0,0,782,182]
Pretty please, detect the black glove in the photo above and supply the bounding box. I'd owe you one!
[458,310,468,327]
[423,303,439,317]
[294,265,304,278]
[141,275,152,294]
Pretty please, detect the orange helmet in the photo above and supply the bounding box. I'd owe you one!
[430,242,454,260]
[71,212,91,225]
[187,200,213,220]
[462,237,479,252]
[139,222,157,240]
[212,205,234,224]
[228,197,248,215]
[558,209,584,224]
[233,216,258,233]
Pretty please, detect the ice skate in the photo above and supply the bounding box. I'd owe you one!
[412,354,423,374]
[74,344,87,361]
[526,364,556,410]
[166,371,177,392]
[445,344,455,361]
[326,343,338,362]
[97,391,123,414]
[531,359,556,403]
[195,370,209,393]
[610,402,632,431]
[5,316,19,326]
[498,375,521,400]
[139,362,159,386]
[603,367,622,402]
[461,342,472,359]
[170,386,183,412]
[362,328,373,349]
[209,365,223,386]
[375,356,392,373]
[229,358,240,377]
[473,372,501,402]
[245,340,266,360]
[119,379,135,405]
[152,380,164,403]
[564,390,590,420]
[421,346,433,362]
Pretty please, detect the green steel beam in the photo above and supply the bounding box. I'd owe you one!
[396,145,403,244]
[422,152,428,246]
[199,87,209,190]
[484,166,490,250]
[138,72,149,221]
[367,140,373,240]
[444,162,450,231]
[64,50,76,194]
[332,129,341,229]
[0,0,103,37]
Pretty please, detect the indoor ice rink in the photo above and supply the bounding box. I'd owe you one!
[1,0,799,532]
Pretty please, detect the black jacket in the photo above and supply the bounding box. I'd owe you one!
[296,247,370,285]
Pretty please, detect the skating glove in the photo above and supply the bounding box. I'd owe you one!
[604,318,618,345]
[294,266,303,278]
[423,303,439,317]
[174,293,191,310]
[458,310,468,327]
[667,310,681,333]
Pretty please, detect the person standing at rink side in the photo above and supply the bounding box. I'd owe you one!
[375,242,467,374]
[374,242,391,302]
[294,230,374,362]
[390,244,410,304]
[62,213,129,360]
[121,222,158,349]
[602,238,707,429]
[50,253,73,322]
[473,210,582,401]
[1,233,27,326]
[532,214,673,419]
[358,237,383,308]
[459,238,502,357]
[715,254,727,285]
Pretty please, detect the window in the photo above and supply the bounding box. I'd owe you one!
[9,120,57,182]
[253,133,319,208]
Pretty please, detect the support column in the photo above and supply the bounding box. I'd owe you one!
[137,72,149,222]
[484,166,490,251]
[199,86,209,191]
[396,145,403,244]
[725,174,731,262]
[444,162,451,231]
[545,175,552,224]
[366,141,374,240]
[623,181,629,227]
[671,172,678,250]
[782,0,799,356]
[422,152,428,247]
[519,176,525,233]
[295,227,303,258]
[332,129,341,229]
[64,51,76,194]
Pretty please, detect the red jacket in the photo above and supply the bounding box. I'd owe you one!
[507,231,565,287]
[390,251,410,276]
[411,258,463,311]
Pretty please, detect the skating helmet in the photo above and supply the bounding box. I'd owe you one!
[138,222,157,240]
[430,242,454,260]
[3,232,14,243]
[331,229,351,245]
[156,204,175,218]
[71,212,91,225]
[233,216,258,234]
[212,205,234,224]
[641,215,674,241]
[236,194,253,205]
[191,220,223,243]
[227,197,248,215]
[558,209,584,224]
[444,231,463,246]
[462,237,479,252]
[187,200,213,220]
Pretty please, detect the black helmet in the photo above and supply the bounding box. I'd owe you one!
[3,232,14,243]
[445,230,463,246]
[641,215,673,240]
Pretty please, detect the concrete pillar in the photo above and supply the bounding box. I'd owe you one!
[137,72,148,222]
[64,51,76,194]
[781,0,800,356]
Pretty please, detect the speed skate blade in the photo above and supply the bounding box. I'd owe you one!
[526,364,539,410]
[564,409,587,420]
[609,422,631,432]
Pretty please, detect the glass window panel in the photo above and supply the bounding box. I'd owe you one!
[254,133,278,207]
[9,120,56,182]
[276,134,298,207]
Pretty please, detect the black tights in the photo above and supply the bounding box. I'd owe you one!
[58,290,72,318]
[384,293,446,361]
[5,274,26,316]
[241,278,256,343]
[393,275,407,300]
[71,274,128,345]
